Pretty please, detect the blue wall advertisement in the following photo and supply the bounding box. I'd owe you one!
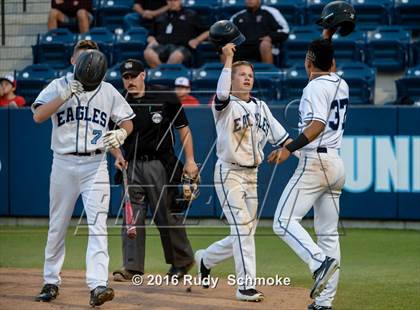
[0,106,419,219]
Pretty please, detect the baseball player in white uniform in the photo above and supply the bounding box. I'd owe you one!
[194,43,290,302]
[32,40,135,307]
[269,39,348,310]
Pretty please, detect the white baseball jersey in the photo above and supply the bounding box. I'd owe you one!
[32,74,135,154]
[299,73,349,151]
[212,95,289,167]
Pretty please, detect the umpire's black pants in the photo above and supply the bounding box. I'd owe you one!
[122,158,194,273]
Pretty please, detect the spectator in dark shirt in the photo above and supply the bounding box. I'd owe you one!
[174,77,199,106]
[0,75,26,108]
[48,0,93,33]
[144,0,209,68]
[124,0,169,30]
[230,0,289,64]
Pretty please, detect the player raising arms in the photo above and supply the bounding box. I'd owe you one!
[269,39,349,310]
[32,40,135,307]
[194,43,291,302]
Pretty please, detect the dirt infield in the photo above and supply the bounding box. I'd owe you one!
[0,268,311,309]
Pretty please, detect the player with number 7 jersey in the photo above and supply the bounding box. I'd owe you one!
[31,40,135,307]
[269,38,349,310]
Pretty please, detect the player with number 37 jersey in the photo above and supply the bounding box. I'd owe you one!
[299,71,349,151]
[270,39,349,310]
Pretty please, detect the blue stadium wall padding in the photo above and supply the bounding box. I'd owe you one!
[1,106,419,220]
[0,111,9,216]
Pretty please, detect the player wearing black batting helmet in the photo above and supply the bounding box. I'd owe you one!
[74,49,108,91]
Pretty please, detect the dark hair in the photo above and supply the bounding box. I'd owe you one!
[307,39,334,72]
[73,40,99,55]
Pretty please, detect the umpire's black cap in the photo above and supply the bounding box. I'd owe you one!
[120,59,145,77]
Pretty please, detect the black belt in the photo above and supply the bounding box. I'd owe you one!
[68,150,103,156]
[137,154,159,161]
[231,162,258,169]
[317,147,328,153]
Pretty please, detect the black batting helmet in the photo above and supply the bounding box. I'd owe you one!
[316,1,356,36]
[74,49,108,91]
[209,20,245,52]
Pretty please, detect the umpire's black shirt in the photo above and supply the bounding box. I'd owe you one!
[122,84,188,160]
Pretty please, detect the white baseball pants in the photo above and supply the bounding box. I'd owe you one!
[202,160,259,290]
[43,153,110,290]
[273,149,345,307]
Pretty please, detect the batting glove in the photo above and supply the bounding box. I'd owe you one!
[60,80,84,101]
[103,128,128,149]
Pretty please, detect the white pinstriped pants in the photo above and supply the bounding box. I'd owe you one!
[202,160,259,290]
[273,150,345,307]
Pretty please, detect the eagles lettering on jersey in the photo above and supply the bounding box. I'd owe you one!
[32,74,135,155]
[233,112,270,136]
[56,106,107,128]
[212,95,289,166]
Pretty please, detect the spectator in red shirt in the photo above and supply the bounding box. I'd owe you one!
[124,0,169,30]
[48,0,93,33]
[174,77,199,106]
[0,75,26,108]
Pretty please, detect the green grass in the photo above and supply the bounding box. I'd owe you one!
[0,226,419,309]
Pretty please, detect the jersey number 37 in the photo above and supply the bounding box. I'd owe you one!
[329,98,348,131]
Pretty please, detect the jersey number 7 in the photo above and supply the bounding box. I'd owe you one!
[329,98,348,131]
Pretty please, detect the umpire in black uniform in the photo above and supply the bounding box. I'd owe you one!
[113,59,198,281]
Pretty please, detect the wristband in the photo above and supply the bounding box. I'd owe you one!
[285,133,310,153]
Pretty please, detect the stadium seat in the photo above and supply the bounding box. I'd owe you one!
[395,65,420,104]
[393,0,420,31]
[336,61,376,105]
[32,28,76,69]
[193,41,219,68]
[252,63,283,101]
[184,0,219,27]
[192,62,223,103]
[411,39,420,66]
[56,65,74,78]
[305,0,333,25]
[365,26,411,71]
[280,64,307,102]
[15,64,57,104]
[262,0,306,26]
[113,27,148,64]
[331,30,366,62]
[219,0,244,20]
[79,27,115,65]
[105,63,124,93]
[282,26,320,67]
[96,0,133,31]
[147,64,191,87]
[350,0,392,26]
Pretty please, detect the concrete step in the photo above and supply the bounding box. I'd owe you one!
[4,35,38,47]
[0,59,33,73]
[3,23,47,36]
[4,13,48,25]
[0,47,33,60]
[5,1,50,14]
